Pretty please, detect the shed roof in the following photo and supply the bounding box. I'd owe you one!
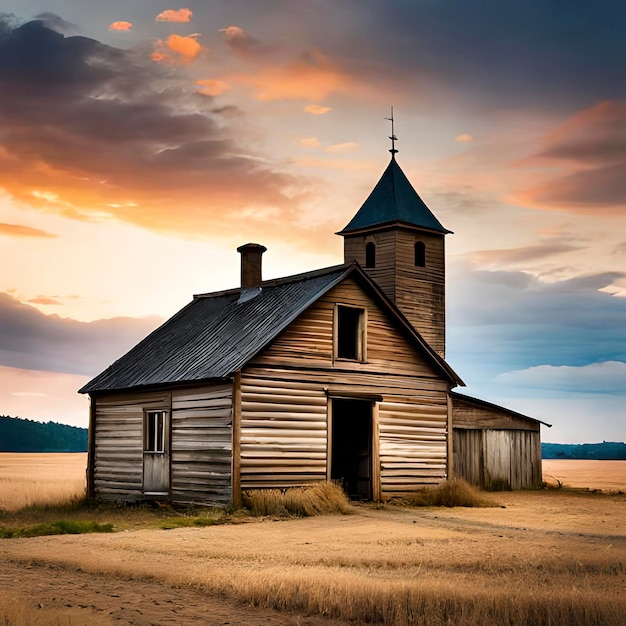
[451,391,552,427]
[338,157,451,235]
[80,263,462,394]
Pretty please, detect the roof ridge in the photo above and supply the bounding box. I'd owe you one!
[193,262,351,299]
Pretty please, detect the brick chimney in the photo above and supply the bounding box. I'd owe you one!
[237,243,267,288]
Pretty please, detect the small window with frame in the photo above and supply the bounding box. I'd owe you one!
[144,410,166,453]
[335,305,366,361]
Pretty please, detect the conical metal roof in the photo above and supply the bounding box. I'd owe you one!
[339,157,451,234]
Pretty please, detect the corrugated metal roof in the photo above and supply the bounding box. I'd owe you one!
[80,262,463,394]
[79,265,350,394]
[338,157,451,235]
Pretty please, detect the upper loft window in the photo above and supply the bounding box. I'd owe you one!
[365,242,376,268]
[335,305,366,361]
[145,410,166,453]
[414,241,426,267]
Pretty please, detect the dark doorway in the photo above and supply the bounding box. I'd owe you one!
[331,399,373,500]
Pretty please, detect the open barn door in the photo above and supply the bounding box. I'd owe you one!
[330,398,373,500]
[143,410,170,495]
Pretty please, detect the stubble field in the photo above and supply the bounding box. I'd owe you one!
[0,454,624,625]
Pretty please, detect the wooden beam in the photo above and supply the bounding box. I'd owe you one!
[446,391,454,479]
[372,402,381,501]
[326,398,333,481]
[87,395,96,499]
[231,372,242,508]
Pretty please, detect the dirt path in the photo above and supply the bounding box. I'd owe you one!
[0,559,346,626]
[1,492,624,625]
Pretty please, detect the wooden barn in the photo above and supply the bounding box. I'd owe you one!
[80,152,547,505]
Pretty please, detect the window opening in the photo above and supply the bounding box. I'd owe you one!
[337,306,363,360]
[145,411,165,453]
[365,242,376,268]
[414,241,426,267]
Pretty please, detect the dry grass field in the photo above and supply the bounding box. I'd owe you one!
[0,453,86,511]
[543,459,626,491]
[1,454,625,625]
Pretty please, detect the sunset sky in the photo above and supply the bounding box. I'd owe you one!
[1,1,625,443]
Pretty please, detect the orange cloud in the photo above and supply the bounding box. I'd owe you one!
[195,79,230,96]
[0,223,57,238]
[514,101,626,214]
[326,142,358,154]
[0,18,327,248]
[304,104,332,115]
[298,137,321,148]
[238,51,346,102]
[156,8,192,23]
[27,295,63,305]
[456,134,473,143]
[151,34,202,65]
[109,21,133,31]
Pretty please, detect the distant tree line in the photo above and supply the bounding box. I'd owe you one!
[0,415,87,452]
[542,441,626,460]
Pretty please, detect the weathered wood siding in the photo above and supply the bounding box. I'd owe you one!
[241,278,450,497]
[93,390,169,500]
[239,375,328,488]
[453,428,482,487]
[379,395,448,493]
[344,228,446,357]
[452,398,540,432]
[394,230,446,358]
[93,385,233,505]
[170,385,233,506]
[453,428,542,490]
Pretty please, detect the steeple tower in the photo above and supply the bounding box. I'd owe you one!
[338,127,451,357]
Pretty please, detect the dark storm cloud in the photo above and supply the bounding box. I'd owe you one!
[33,12,77,33]
[0,292,162,376]
[447,265,626,382]
[0,16,301,237]
[313,0,626,111]
[218,25,270,59]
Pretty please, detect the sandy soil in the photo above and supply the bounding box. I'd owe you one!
[0,559,342,625]
[1,490,624,625]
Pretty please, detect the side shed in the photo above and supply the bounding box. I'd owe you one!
[451,392,550,490]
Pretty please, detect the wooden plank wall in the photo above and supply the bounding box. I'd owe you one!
[453,428,482,487]
[394,230,446,357]
[343,229,446,357]
[171,385,233,506]
[452,398,540,431]
[242,277,450,497]
[483,430,512,490]
[378,394,448,494]
[239,374,328,488]
[344,231,398,302]
[93,391,169,500]
[454,428,542,490]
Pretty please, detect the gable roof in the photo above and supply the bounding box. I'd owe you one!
[338,157,451,235]
[80,263,462,394]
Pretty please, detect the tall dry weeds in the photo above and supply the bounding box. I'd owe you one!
[403,477,499,507]
[243,481,353,516]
